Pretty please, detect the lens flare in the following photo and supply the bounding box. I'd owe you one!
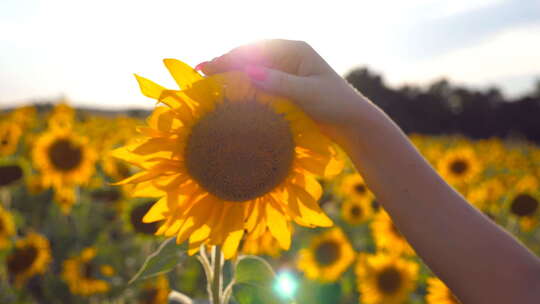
[274,270,298,299]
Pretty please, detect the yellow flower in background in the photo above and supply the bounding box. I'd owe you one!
[341,198,373,225]
[48,102,75,130]
[113,59,342,259]
[32,127,96,212]
[0,121,22,157]
[426,277,461,304]
[0,205,15,248]
[241,228,286,257]
[336,172,374,203]
[6,232,52,287]
[437,147,482,186]
[61,247,111,296]
[10,105,37,131]
[138,275,170,304]
[371,211,415,256]
[297,228,355,282]
[356,252,419,304]
[505,175,539,231]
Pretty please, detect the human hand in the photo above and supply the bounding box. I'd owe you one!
[198,39,369,142]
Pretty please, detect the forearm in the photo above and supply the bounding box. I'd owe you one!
[337,94,540,303]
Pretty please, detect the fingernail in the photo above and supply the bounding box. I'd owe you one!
[195,61,209,71]
[245,65,268,81]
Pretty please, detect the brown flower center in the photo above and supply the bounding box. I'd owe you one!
[131,202,159,235]
[7,245,38,275]
[350,205,362,218]
[450,159,468,175]
[185,101,294,202]
[315,240,340,266]
[376,266,402,294]
[47,138,83,171]
[139,288,159,304]
[510,194,538,217]
[83,262,96,278]
[354,184,366,194]
[0,164,23,186]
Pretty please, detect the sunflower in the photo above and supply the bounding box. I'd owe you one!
[241,227,285,257]
[48,102,75,131]
[437,147,482,186]
[0,121,22,157]
[113,59,342,259]
[61,247,111,296]
[297,228,355,282]
[426,277,461,304]
[32,128,96,212]
[371,211,415,256]
[505,176,539,231]
[138,275,170,304]
[341,198,373,225]
[6,232,52,287]
[336,172,374,203]
[355,252,418,304]
[0,205,15,248]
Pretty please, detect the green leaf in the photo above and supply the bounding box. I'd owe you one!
[129,237,186,284]
[233,255,292,304]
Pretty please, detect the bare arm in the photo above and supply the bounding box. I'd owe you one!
[201,39,540,304]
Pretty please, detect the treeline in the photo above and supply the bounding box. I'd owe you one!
[345,68,540,144]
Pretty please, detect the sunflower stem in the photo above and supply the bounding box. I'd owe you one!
[211,246,223,304]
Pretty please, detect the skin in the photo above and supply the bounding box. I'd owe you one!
[200,39,540,304]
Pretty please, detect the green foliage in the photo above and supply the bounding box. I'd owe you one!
[129,237,186,285]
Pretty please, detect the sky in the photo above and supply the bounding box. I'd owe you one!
[1,0,539,109]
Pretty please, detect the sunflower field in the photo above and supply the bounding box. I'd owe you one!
[0,61,539,304]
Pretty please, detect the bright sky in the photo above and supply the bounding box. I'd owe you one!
[1,0,539,109]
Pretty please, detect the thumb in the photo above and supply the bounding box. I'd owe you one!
[244,65,310,103]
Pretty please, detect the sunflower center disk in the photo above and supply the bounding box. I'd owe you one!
[185,101,295,202]
[354,184,366,194]
[47,139,83,171]
[377,267,402,294]
[7,245,38,274]
[315,241,340,266]
[450,159,468,175]
[350,206,362,218]
[511,194,538,217]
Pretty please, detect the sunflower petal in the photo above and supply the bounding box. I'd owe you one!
[142,197,168,223]
[266,201,291,249]
[163,59,203,89]
[134,74,166,100]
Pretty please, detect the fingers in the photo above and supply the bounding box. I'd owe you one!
[244,65,309,103]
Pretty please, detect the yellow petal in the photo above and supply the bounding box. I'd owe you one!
[112,170,162,185]
[289,184,333,227]
[163,58,203,90]
[266,201,291,249]
[134,74,166,100]
[142,197,168,223]
[222,229,244,259]
[132,181,164,197]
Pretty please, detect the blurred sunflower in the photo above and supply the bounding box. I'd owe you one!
[241,228,285,257]
[426,277,461,304]
[371,211,415,256]
[0,205,15,248]
[48,102,75,131]
[61,247,111,296]
[113,59,342,259]
[437,147,482,186]
[32,128,96,212]
[137,275,170,304]
[297,228,355,282]
[355,252,418,304]
[505,176,539,230]
[6,232,52,287]
[336,172,374,203]
[341,198,373,225]
[0,121,22,157]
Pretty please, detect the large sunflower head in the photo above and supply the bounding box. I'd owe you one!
[371,211,415,256]
[32,128,97,190]
[437,147,482,186]
[297,228,355,282]
[113,59,343,259]
[355,252,419,304]
[61,247,111,296]
[6,232,52,288]
[0,205,15,248]
[426,277,461,304]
